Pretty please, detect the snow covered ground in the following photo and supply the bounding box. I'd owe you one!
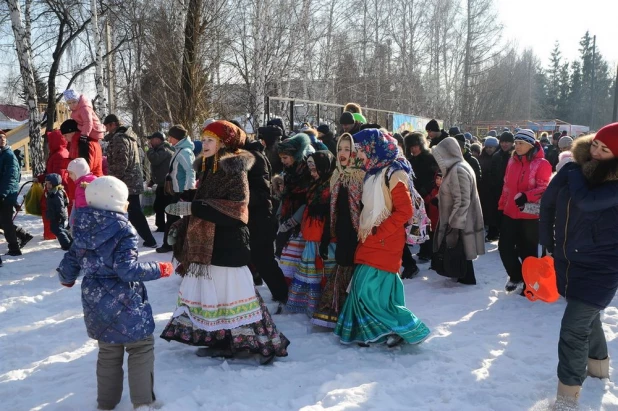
[1,210,618,411]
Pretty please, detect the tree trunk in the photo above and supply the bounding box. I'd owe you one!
[180,0,201,129]
[6,0,43,175]
[91,0,108,116]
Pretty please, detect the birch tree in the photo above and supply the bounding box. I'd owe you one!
[91,0,108,115]
[5,0,43,175]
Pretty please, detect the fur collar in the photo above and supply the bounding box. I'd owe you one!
[219,149,255,174]
[571,135,618,185]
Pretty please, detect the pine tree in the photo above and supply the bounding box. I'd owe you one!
[546,41,562,117]
[557,63,570,119]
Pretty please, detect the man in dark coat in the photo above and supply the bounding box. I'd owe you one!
[0,131,21,260]
[244,138,289,306]
[477,136,499,235]
[487,131,514,241]
[317,124,337,156]
[146,132,173,232]
[257,126,284,175]
[545,131,561,171]
[404,131,439,261]
[454,134,482,183]
[104,114,157,248]
[426,119,449,148]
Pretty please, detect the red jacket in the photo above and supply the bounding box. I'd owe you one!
[355,182,413,274]
[68,134,104,177]
[70,95,104,140]
[424,186,440,232]
[498,142,551,220]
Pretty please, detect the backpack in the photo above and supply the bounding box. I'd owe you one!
[384,166,430,245]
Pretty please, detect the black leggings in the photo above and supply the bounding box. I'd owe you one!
[498,216,539,282]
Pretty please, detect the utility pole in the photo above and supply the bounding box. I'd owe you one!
[612,64,618,123]
[590,35,596,129]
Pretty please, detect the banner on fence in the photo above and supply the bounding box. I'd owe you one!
[392,114,443,134]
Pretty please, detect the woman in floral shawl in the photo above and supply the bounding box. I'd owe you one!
[311,133,365,328]
[160,120,289,364]
[276,133,315,283]
[334,129,430,347]
[286,150,337,315]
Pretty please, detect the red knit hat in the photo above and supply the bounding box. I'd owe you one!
[201,120,246,151]
[593,123,618,156]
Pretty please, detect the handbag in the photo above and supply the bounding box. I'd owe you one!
[433,225,467,279]
[522,202,540,215]
[164,150,182,196]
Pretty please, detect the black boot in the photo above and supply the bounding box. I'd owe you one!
[15,226,34,249]
[7,243,21,256]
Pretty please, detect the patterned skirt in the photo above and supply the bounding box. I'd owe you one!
[311,265,355,328]
[334,264,430,345]
[286,241,337,315]
[160,265,290,357]
[278,233,305,282]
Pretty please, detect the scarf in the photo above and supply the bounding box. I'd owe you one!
[306,151,335,221]
[352,129,412,180]
[280,161,311,221]
[172,151,251,277]
[352,129,413,242]
[330,133,365,235]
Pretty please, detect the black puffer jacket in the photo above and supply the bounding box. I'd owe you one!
[407,150,439,198]
[245,140,273,217]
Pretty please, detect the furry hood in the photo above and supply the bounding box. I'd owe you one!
[432,137,463,174]
[571,135,618,184]
[344,102,362,114]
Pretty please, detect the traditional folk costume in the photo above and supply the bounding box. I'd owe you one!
[160,121,289,363]
[334,129,430,347]
[311,134,365,328]
[276,133,314,283]
[287,151,337,315]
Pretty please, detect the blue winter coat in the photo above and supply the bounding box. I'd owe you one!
[58,207,162,344]
[539,137,618,310]
[0,146,20,203]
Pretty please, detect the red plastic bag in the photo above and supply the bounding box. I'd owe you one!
[522,256,560,303]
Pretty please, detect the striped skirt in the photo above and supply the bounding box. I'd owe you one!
[286,241,337,315]
[278,233,305,281]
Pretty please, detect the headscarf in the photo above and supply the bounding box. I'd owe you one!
[278,133,314,162]
[198,120,246,173]
[352,129,411,179]
[306,151,335,221]
[330,133,365,235]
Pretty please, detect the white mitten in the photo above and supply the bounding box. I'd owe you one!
[165,202,192,216]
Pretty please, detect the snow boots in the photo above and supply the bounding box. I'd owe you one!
[588,357,610,379]
[552,382,581,411]
[16,226,33,249]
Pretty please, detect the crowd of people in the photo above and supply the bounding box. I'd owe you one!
[0,92,617,411]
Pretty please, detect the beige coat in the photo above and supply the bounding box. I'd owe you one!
[432,137,485,260]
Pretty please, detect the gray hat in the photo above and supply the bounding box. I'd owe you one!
[558,136,574,150]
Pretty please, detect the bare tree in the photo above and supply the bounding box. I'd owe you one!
[5,0,43,175]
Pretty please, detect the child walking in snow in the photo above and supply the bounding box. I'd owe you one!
[334,129,430,347]
[286,150,337,315]
[45,173,72,250]
[67,158,97,225]
[57,176,173,410]
[311,134,365,328]
[276,133,315,284]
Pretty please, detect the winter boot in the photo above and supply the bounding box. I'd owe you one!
[0,255,3,267]
[505,280,523,294]
[588,357,610,379]
[15,227,34,249]
[386,335,404,348]
[552,382,581,411]
[6,243,22,257]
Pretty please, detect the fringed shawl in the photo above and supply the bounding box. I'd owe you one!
[172,150,254,276]
[330,133,365,236]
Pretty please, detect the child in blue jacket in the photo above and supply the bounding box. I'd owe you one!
[57,176,173,410]
[45,173,72,250]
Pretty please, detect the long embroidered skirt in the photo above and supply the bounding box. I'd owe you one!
[311,265,355,328]
[286,241,337,315]
[334,264,430,345]
[160,265,289,357]
[278,233,305,283]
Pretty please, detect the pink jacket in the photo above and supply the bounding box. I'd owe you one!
[71,95,104,140]
[498,142,552,220]
[74,173,97,208]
